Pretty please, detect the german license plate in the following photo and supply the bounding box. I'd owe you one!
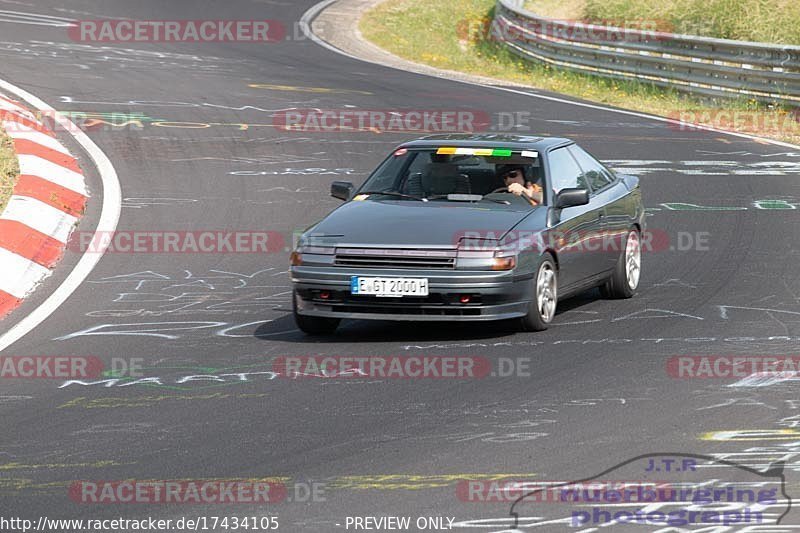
[350,276,429,297]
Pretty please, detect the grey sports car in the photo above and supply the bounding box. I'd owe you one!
[290,134,644,334]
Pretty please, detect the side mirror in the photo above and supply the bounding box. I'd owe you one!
[554,188,589,209]
[331,181,354,201]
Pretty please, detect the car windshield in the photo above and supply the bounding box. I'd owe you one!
[357,147,545,208]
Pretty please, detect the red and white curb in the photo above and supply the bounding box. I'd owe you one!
[0,94,88,318]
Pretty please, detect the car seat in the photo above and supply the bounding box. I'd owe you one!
[420,163,471,196]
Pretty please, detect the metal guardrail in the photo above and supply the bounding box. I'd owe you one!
[494,0,800,106]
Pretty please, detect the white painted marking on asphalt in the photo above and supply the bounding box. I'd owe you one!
[17,154,87,195]
[4,124,68,154]
[1,195,78,243]
[0,247,52,299]
[0,78,121,353]
[0,10,75,27]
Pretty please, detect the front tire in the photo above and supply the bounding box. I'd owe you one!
[293,291,340,335]
[600,228,641,299]
[520,254,557,331]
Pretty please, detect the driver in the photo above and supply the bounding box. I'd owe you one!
[498,164,543,205]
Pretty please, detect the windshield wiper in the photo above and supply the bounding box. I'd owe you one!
[358,191,427,201]
[427,194,510,205]
[479,197,511,205]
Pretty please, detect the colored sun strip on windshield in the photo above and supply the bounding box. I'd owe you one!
[436,147,514,157]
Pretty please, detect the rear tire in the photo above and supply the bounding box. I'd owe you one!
[293,291,340,335]
[520,254,557,332]
[600,228,641,299]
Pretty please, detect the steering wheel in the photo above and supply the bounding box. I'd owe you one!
[488,186,538,205]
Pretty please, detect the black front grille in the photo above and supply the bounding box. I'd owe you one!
[336,305,481,316]
[334,248,456,269]
[299,289,488,316]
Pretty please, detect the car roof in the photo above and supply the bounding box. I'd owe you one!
[398,134,573,151]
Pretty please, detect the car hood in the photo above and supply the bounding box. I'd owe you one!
[308,200,535,247]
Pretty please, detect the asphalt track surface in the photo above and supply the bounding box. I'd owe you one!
[2,0,800,531]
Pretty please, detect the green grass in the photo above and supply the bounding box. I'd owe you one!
[360,0,800,144]
[526,0,800,44]
[0,128,18,213]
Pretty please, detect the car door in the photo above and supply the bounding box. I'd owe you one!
[544,146,603,289]
[567,145,628,274]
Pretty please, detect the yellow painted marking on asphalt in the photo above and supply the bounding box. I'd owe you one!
[701,429,800,441]
[0,460,131,471]
[149,121,211,129]
[0,479,72,492]
[328,473,538,490]
[0,477,290,494]
[248,83,372,95]
[58,393,270,409]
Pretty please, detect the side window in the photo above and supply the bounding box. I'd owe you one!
[568,145,614,192]
[547,147,588,193]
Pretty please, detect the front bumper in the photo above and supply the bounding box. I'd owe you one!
[291,266,533,321]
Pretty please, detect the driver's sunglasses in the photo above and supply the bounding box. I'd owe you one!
[503,169,523,179]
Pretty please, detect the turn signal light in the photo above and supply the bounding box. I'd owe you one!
[491,256,516,270]
[289,251,302,266]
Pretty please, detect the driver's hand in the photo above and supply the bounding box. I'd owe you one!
[529,184,543,204]
[507,182,525,196]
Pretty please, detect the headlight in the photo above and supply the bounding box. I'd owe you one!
[289,246,335,266]
[456,238,517,270]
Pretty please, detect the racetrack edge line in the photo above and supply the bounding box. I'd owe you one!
[0,78,122,353]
